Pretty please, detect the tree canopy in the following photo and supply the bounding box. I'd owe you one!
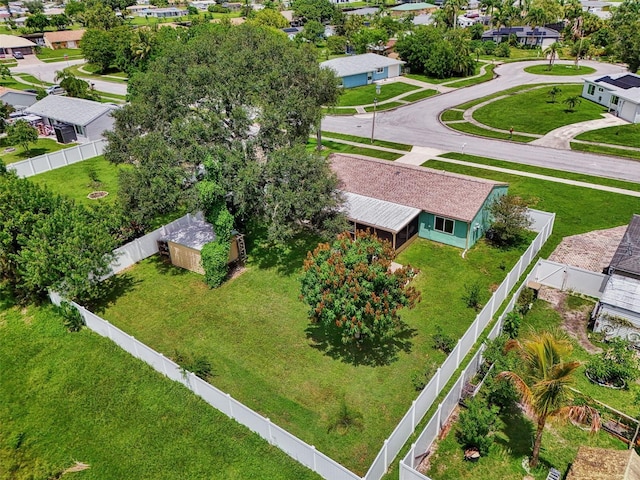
[104,23,342,243]
[610,0,640,72]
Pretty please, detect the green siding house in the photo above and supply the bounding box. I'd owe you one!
[331,154,508,250]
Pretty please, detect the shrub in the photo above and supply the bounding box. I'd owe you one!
[487,194,532,248]
[432,325,456,354]
[496,42,510,58]
[516,288,535,315]
[483,40,497,55]
[56,301,84,332]
[502,311,522,339]
[462,281,482,310]
[411,361,438,390]
[173,350,214,380]
[201,240,229,288]
[585,338,639,386]
[456,397,499,455]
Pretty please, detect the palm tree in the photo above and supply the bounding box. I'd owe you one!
[481,0,498,28]
[498,330,600,468]
[524,7,548,48]
[564,95,582,111]
[444,0,468,29]
[547,86,562,103]
[544,41,561,70]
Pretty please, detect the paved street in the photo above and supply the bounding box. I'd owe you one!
[322,60,640,182]
[10,57,128,96]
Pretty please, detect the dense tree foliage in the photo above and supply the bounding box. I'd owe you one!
[610,0,640,72]
[300,231,420,344]
[291,0,338,23]
[7,120,38,153]
[55,71,99,100]
[395,26,475,78]
[487,194,531,247]
[0,170,116,303]
[105,24,342,243]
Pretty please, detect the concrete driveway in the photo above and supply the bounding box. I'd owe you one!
[322,60,640,183]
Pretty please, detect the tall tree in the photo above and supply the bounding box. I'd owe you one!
[610,0,640,72]
[50,14,72,30]
[7,120,38,153]
[54,71,100,101]
[84,3,122,30]
[498,331,600,468]
[81,28,115,72]
[25,12,49,32]
[291,0,338,23]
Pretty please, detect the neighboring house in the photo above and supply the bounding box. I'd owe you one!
[330,154,508,250]
[330,0,360,4]
[457,15,475,27]
[138,7,188,17]
[282,27,302,40]
[390,2,438,16]
[0,87,38,109]
[159,219,241,275]
[126,4,157,14]
[320,53,405,88]
[0,33,36,56]
[20,32,45,47]
[43,29,85,49]
[481,26,560,48]
[567,446,640,480]
[593,215,640,344]
[190,0,217,9]
[25,95,118,143]
[582,73,640,124]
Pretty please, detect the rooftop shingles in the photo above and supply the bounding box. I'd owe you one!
[25,95,116,127]
[608,214,640,277]
[330,154,506,223]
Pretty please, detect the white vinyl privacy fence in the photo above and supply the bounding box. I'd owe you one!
[7,139,106,178]
[51,209,554,480]
[531,259,608,299]
[394,209,556,480]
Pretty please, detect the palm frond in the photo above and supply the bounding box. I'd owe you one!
[554,405,601,433]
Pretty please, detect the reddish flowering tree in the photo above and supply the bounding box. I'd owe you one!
[300,231,420,344]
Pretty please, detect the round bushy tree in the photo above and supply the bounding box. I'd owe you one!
[300,231,420,344]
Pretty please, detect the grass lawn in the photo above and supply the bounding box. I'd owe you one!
[94,233,529,475]
[36,47,83,62]
[523,64,596,76]
[0,138,77,165]
[67,64,129,84]
[571,142,640,161]
[439,153,640,193]
[402,89,438,102]
[421,160,640,259]
[405,73,450,84]
[0,300,321,480]
[323,106,359,115]
[441,109,465,122]
[574,123,640,149]
[29,156,126,205]
[321,131,412,151]
[338,82,419,107]
[365,101,404,112]
[308,138,403,160]
[445,121,536,143]
[15,73,54,87]
[472,84,607,135]
[446,64,496,89]
[455,83,551,110]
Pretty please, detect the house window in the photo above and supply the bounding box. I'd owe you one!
[611,95,619,105]
[587,84,595,95]
[74,124,85,136]
[434,216,455,234]
[376,67,384,74]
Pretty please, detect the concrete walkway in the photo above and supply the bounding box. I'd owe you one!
[396,146,448,165]
[530,114,629,149]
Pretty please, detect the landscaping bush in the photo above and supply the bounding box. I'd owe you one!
[516,287,536,315]
[496,42,511,58]
[173,350,214,380]
[56,301,84,332]
[411,361,438,391]
[482,335,519,409]
[432,325,456,354]
[483,40,497,55]
[502,311,522,339]
[487,194,532,247]
[462,281,483,310]
[201,240,229,288]
[456,396,499,456]
[585,338,639,387]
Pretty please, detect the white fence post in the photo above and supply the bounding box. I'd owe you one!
[383,439,389,471]
[411,401,416,430]
[227,393,234,419]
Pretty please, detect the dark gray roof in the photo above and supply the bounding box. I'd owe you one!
[608,214,640,278]
[600,274,640,314]
[25,95,116,127]
[163,220,216,251]
[482,26,560,39]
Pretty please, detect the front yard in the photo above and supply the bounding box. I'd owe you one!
[337,82,420,107]
[94,234,529,475]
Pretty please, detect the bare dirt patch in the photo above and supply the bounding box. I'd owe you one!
[87,191,108,200]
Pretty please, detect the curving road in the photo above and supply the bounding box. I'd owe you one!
[322,60,640,182]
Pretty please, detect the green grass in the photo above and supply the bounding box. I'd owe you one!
[405,73,450,84]
[523,64,596,76]
[437,153,640,192]
[36,47,83,62]
[446,64,496,89]
[401,89,438,102]
[67,64,129,84]
[0,300,321,480]
[445,121,536,143]
[455,84,551,110]
[0,138,77,165]
[0,59,17,67]
[323,106,359,115]
[321,131,412,151]
[473,84,607,135]
[571,142,640,161]
[29,156,126,205]
[95,233,529,475]
[421,160,640,259]
[309,138,403,160]
[575,123,640,149]
[338,82,419,106]
[15,73,54,87]
[365,101,404,112]
[441,109,465,122]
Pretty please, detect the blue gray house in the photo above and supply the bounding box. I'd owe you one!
[320,53,405,88]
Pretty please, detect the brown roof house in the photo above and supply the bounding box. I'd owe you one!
[330,154,508,250]
[566,446,640,480]
[44,30,85,49]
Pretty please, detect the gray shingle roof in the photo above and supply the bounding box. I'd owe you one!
[163,220,216,251]
[320,54,405,78]
[330,154,507,223]
[25,95,116,127]
[600,274,640,314]
[608,214,640,277]
[343,192,421,233]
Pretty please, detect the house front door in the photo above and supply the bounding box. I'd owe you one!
[367,72,373,84]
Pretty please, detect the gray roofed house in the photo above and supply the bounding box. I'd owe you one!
[331,154,509,250]
[582,73,640,123]
[320,54,405,88]
[0,87,37,110]
[481,26,560,48]
[25,95,118,142]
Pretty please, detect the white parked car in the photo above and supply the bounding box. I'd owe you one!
[46,85,65,95]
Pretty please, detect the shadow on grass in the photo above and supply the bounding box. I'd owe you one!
[496,407,535,458]
[305,321,417,367]
[246,226,320,276]
[149,254,190,276]
[89,273,140,313]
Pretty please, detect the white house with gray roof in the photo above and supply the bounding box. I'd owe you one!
[320,53,405,88]
[25,95,118,142]
[582,73,640,123]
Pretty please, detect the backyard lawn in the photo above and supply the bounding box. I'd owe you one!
[574,123,640,149]
[0,299,321,480]
[337,82,419,106]
[0,138,76,165]
[472,84,607,135]
[29,156,125,205]
[523,64,595,76]
[94,234,529,475]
